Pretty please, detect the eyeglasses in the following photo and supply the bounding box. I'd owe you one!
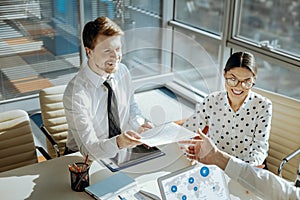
[225,77,255,89]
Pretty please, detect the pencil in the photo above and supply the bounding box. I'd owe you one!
[83,154,89,171]
[73,163,81,172]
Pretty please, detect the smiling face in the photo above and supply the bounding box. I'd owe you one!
[224,67,255,110]
[87,35,122,76]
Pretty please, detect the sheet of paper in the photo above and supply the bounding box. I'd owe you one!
[139,122,198,147]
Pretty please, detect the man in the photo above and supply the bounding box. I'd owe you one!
[180,129,300,200]
[63,17,151,160]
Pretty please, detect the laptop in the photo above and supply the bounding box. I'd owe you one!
[157,163,230,200]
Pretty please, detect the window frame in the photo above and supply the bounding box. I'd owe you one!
[228,0,300,67]
[167,0,300,100]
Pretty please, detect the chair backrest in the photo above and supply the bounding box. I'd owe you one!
[252,87,300,181]
[0,109,38,172]
[39,85,68,158]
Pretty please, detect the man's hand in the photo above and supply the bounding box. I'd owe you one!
[116,131,142,149]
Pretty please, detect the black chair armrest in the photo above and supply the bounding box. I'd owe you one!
[36,146,52,160]
[40,124,61,157]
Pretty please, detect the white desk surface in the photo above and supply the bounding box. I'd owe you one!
[0,143,260,200]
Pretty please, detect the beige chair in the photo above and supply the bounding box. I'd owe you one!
[0,109,51,172]
[253,87,300,181]
[39,85,68,158]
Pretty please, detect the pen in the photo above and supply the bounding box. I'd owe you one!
[74,173,88,190]
[139,190,161,200]
[84,154,89,164]
[118,195,127,200]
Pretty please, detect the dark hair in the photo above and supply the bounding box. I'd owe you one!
[224,52,257,76]
[82,17,124,50]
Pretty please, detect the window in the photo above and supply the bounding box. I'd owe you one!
[172,27,223,94]
[236,0,299,57]
[1,0,299,104]
[83,0,163,80]
[0,0,80,102]
[175,0,225,35]
[0,0,163,103]
[229,0,300,99]
[172,0,227,97]
[170,0,300,100]
[255,57,300,99]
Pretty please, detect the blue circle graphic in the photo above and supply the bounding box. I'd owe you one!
[188,177,194,184]
[194,186,198,191]
[182,195,187,200]
[200,166,210,177]
[171,185,177,193]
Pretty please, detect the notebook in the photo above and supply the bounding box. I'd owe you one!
[157,163,230,200]
[100,145,165,172]
[85,172,136,200]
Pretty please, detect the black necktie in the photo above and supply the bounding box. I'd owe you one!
[103,80,121,138]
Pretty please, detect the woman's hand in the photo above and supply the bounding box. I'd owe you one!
[180,128,217,164]
[180,128,230,170]
[137,122,153,134]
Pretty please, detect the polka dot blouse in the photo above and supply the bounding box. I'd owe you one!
[183,90,272,166]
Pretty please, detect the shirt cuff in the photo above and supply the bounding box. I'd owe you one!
[109,136,120,153]
[224,157,245,181]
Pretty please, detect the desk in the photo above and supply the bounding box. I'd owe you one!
[0,143,260,200]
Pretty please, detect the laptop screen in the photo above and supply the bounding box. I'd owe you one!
[157,163,230,200]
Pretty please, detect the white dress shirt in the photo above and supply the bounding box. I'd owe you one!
[225,157,300,200]
[183,90,272,165]
[63,61,144,160]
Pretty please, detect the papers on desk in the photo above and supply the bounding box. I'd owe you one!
[139,122,198,147]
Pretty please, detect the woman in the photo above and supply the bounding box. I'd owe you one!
[183,52,272,166]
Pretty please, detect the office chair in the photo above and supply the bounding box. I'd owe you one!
[0,109,51,173]
[39,85,68,158]
[278,148,300,177]
[252,87,300,181]
[278,148,300,187]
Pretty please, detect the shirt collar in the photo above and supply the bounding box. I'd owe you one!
[240,90,254,110]
[224,90,254,111]
[83,61,115,88]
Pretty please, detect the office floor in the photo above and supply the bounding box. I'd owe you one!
[31,87,195,157]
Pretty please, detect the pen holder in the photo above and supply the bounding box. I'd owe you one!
[69,162,90,192]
